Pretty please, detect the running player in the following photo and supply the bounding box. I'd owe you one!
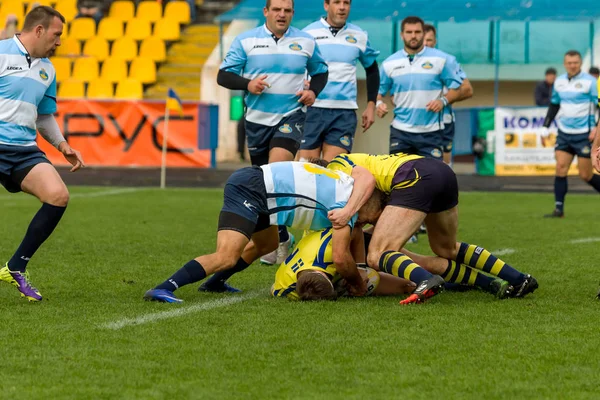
[325,153,538,304]
[144,161,379,303]
[299,0,380,162]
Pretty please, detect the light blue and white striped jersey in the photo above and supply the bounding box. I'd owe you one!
[261,161,357,231]
[0,36,57,146]
[303,18,379,109]
[379,47,463,133]
[442,56,467,125]
[220,24,328,127]
[551,72,598,134]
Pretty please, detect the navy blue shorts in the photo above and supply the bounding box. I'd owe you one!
[0,144,51,193]
[301,108,357,152]
[555,131,592,158]
[388,158,459,214]
[441,122,455,153]
[389,127,444,160]
[219,166,272,239]
[244,109,306,158]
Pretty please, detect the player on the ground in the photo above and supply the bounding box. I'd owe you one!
[273,226,512,302]
[423,24,473,165]
[0,7,85,302]
[217,0,329,265]
[299,0,380,162]
[325,153,538,304]
[376,16,464,160]
[144,161,380,303]
[541,50,599,218]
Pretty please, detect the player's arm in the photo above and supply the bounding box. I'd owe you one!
[328,165,376,229]
[332,225,367,296]
[588,78,598,141]
[428,55,463,112]
[543,85,561,129]
[216,36,268,95]
[360,36,381,132]
[349,226,366,264]
[297,40,329,106]
[376,64,392,118]
[456,78,473,102]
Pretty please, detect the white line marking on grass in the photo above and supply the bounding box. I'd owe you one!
[70,188,144,198]
[569,237,600,244]
[101,292,260,330]
[491,248,516,256]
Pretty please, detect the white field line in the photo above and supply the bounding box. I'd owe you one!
[569,237,600,244]
[0,188,144,202]
[491,248,516,256]
[101,292,260,330]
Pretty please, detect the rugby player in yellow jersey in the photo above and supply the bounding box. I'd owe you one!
[323,153,538,304]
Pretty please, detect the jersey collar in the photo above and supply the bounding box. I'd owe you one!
[401,46,427,58]
[263,23,290,40]
[320,17,346,31]
[13,34,29,56]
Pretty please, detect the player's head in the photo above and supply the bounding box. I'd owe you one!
[544,67,557,85]
[423,24,437,48]
[324,0,351,28]
[264,0,294,37]
[589,66,600,79]
[297,270,337,301]
[357,189,388,225]
[401,16,425,52]
[563,50,582,77]
[21,6,64,58]
[305,157,329,168]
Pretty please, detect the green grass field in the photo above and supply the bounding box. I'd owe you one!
[1,187,599,399]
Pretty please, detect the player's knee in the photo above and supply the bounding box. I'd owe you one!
[44,186,69,207]
[431,245,457,261]
[579,169,593,181]
[366,251,383,270]
[216,253,238,271]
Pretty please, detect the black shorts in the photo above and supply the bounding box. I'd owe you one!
[0,144,51,193]
[245,109,305,158]
[218,166,272,239]
[388,158,459,214]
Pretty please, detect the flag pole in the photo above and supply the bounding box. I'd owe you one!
[160,105,170,189]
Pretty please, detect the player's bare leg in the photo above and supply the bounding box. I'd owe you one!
[321,143,348,162]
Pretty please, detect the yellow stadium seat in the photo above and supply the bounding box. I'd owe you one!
[87,80,114,99]
[129,57,156,84]
[110,37,138,61]
[58,79,85,98]
[69,17,96,40]
[55,36,80,56]
[115,79,143,100]
[97,17,124,41]
[51,57,72,82]
[0,3,25,22]
[83,36,109,61]
[100,57,128,83]
[54,0,78,22]
[109,0,135,22]
[136,1,162,23]
[139,36,166,62]
[72,57,99,82]
[125,18,152,41]
[61,20,69,38]
[154,18,180,41]
[164,1,190,24]
[26,0,54,13]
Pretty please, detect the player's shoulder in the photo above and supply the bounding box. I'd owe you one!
[303,20,324,32]
[345,22,368,35]
[556,73,569,81]
[0,38,20,54]
[288,26,316,41]
[237,26,264,41]
[579,72,597,83]
[424,46,455,60]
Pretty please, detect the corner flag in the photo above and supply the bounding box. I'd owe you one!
[166,88,183,115]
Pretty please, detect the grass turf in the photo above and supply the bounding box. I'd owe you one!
[0,187,599,399]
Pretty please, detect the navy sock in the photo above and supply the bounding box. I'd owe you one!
[202,258,250,287]
[586,175,600,193]
[278,225,289,243]
[456,242,526,286]
[554,176,567,213]
[8,203,66,272]
[155,260,207,292]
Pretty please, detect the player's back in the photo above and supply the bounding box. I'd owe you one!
[261,162,355,230]
[328,153,423,193]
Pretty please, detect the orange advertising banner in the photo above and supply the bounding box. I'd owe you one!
[37,100,217,168]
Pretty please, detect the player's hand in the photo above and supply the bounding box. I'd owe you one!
[58,141,85,172]
[296,89,316,106]
[589,127,597,142]
[247,75,270,95]
[347,276,368,297]
[376,101,388,118]
[592,146,600,172]
[303,79,310,90]
[328,208,352,229]
[426,99,444,113]
[361,102,375,132]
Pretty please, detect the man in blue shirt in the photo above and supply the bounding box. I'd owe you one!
[299,0,380,162]
[542,50,599,218]
[216,0,329,268]
[0,7,85,302]
[376,16,464,160]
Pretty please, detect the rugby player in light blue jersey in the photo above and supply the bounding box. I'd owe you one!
[144,161,379,303]
[217,0,329,267]
[299,0,380,162]
[376,16,464,160]
[0,7,85,302]
[542,50,600,218]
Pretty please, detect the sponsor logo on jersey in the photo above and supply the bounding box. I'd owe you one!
[575,82,583,89]
[289,42,302,51]
[39,68,49,81]
[421,61,434,69]
[7,65,22,71]
[345,35,357,44]
[340,135,351,147]
[279,124,293,133]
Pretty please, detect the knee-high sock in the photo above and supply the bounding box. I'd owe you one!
[8,203,67,272]
[554,176,567,213]
[379,250,433,284]
[456,243,526,286]
[441,260,494,290]
[201,258,250,287]
[586,175,600,193]
[155,260,207,292]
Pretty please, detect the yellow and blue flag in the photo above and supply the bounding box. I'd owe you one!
[166,88,183,115]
